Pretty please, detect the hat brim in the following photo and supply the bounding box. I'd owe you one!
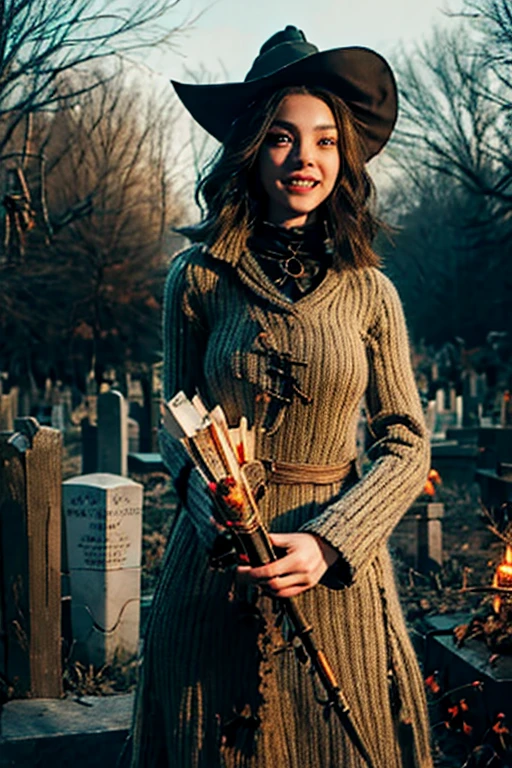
[171,47,398,161]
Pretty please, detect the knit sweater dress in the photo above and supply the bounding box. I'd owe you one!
[130,238,433,768]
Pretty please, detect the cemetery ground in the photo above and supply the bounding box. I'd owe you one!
[59,428,507,767]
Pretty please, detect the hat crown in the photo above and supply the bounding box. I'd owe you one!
[245,25,318,82]
[259,25,307,55]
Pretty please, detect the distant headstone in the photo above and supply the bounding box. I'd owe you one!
[0,393,14,430]
[435,388,444,414]
[97,390,128,476]
[81,417,98,474]
[127,416,140,453]
[127,375,144,405]
[51,386,65,431]
[61,387,73,427]
[456,395,463,428]
[8,385,19,420]
[433,387,457,435]
[129,401,151,452]
[391,502,444,573]
[62,473,143,667]
[0,418,63,697]
[462,372,480,428]
[425,400,436,435]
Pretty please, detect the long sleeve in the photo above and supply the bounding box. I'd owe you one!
[300,273,430,585]
[159,249,217,549]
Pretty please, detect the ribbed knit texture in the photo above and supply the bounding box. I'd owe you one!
[130,243,433,768]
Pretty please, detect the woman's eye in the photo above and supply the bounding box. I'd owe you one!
[265,132,292,146]
[319,136,337,146]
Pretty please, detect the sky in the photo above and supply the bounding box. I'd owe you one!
[142,0,464,86]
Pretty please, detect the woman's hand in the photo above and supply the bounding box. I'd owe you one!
[237,532,339,598]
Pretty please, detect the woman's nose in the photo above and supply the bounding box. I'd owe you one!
[292,138,315,166]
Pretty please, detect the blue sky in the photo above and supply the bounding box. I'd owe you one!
[142,0,464,85]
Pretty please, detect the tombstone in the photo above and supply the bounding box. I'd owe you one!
[61,387,73,428]
[8,385,19,420]
[435,387,445,414]
[433,386,458,436]
[18,387,32,418]
[127,375,144,406]
[391,502,444,573]
[0,392,14,430]
[128,416,140,453]
[81,416,98,474]
[462,371,480,428]
[455,395,463,428]
[62,473,143,667]
[425,400,437,435]
[129,401,151,453]
[0,418,62,697]
[51,384,66,432]
[97,390,128,476]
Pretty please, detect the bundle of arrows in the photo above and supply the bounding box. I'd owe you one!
[160,391,376,768]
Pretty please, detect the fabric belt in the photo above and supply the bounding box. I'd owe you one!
[263,458,356,485]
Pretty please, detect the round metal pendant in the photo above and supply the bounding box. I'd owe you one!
[283,256,306,279]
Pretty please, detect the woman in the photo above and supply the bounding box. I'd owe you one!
[130,26,433,768]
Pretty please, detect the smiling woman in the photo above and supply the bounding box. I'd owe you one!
[127,25,434,768]
[257,93,341,227]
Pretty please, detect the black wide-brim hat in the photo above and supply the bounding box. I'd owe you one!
[171,25,398,161]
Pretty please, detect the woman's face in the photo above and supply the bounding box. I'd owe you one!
[257,93,340,228]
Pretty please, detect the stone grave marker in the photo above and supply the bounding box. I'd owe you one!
[127,374,144,406]
[391,501,444,573]
[51,384,66,432]
[127,416,140,453]
[425,400,437,435]
[462,371,480,427]
[433,386,457,435]
[81,416,98,474]
[129,401,150,452]
[0,391,14,430]
[0,418,62,697]
[8,385,19,420]
[97,390,128,476]
[62,473,143,667]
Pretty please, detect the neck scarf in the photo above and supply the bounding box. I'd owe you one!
[247,220,333,301]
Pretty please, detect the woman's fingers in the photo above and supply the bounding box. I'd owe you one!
[236,532,340,596]
[245,552,302,580]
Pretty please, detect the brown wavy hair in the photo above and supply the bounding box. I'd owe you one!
[181,85,381,270]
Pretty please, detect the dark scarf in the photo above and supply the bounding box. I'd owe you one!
[247,220,333,301]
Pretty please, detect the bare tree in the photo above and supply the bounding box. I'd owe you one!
[379,20,512,347]
[0,67,185,388]
[459,0,512,67]
[391,26,509,203]
[0,0,188,155]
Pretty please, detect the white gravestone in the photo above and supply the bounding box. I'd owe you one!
[97,390,128,476]
[62,473,143,667]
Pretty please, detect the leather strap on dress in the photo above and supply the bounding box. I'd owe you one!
[263,458,356,485]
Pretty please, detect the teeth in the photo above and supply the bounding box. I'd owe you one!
[287,179,316,188]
